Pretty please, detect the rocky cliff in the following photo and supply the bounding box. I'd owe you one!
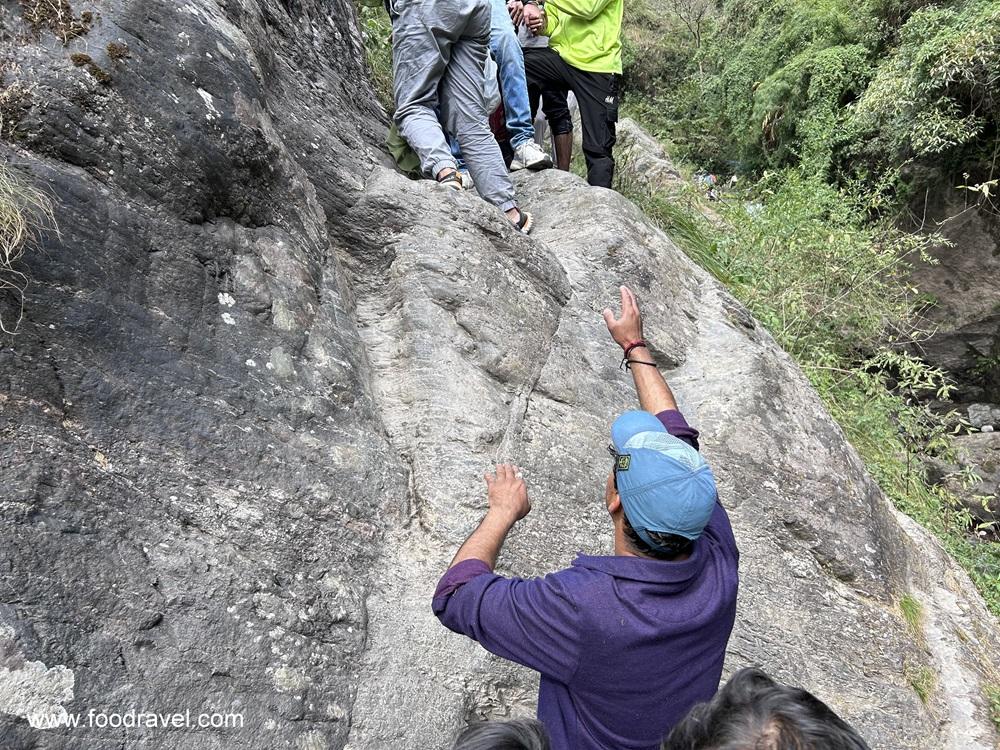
[1,2,998,749]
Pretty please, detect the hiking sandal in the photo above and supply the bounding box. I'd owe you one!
[437,171,463,191]
[512,209,533,235]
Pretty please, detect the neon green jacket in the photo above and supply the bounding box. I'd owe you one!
[543,0,623,74]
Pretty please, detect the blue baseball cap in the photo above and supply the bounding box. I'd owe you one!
[610,410,717,547]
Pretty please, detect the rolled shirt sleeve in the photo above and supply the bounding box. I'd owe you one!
[656,409,700,451]
[432,565,581,684]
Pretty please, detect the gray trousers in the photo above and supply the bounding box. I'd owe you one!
[391,0,517,211]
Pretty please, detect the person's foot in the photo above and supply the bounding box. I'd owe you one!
[436,168,463,191]
[510,141,553,172]
[458,169,475,191]
[505,207,534,235]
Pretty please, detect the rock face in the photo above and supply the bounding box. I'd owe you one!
[1,2,998,749]
[927,432,1000,527]
[615,117,684,193]
[909,193,1000,404]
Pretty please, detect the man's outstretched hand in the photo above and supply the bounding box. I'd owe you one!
[603,285,644,350]
[485,464,531,524]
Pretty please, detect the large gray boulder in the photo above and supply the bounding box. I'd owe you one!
[1,2,998,749]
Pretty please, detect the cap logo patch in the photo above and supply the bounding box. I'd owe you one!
[616,454,631,471]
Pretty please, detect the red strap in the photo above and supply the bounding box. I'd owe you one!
[623,340,648,357]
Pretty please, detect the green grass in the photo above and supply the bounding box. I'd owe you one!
[988,684,1000,731]
[907,663,936,705]
[356,4,394,114]
[899,594,924,639]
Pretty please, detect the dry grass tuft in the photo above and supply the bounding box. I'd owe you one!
[0,60,34,138]
[19,0,93,45]
[0,166,56,334]
[106,41,129,61]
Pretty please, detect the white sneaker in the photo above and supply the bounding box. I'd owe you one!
[510,140,553,171]
[458,169,475,191]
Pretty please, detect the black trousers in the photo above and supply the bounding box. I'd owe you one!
[523,49,573,137]
[523,46,620,188]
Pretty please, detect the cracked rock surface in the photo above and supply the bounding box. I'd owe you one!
[1,1,998,748]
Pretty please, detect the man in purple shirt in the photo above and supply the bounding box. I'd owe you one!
[432,285,740,750]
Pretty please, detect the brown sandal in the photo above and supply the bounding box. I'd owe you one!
[437,171,463,191]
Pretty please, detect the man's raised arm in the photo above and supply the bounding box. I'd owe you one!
[602,285,678,414]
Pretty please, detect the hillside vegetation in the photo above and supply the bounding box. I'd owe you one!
[620,0,1000,615]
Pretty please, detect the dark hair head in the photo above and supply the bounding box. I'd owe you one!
[622,512,694,560]
[453,719,551,750]
[661,668,871,750]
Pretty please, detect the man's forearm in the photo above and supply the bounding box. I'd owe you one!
[627,345,678,414]
[448,510,517,570]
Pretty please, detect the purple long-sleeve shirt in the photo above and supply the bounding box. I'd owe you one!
[432,410,739,750]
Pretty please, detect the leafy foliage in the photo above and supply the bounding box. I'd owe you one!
[852,1,1000,181]
[357,4,394,115]
[629,0,1000,195]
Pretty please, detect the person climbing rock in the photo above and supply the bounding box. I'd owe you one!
[431,285,740,750]
[452,0,554,175]
[661,668,871,749]
[390,0,534,233]
[514,3,574,171]
[494,15,555,174]
[517,0,622,188]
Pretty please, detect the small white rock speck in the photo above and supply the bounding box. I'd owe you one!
[246,359,257,368]
[218,292,236,307]
[221,312,236,326]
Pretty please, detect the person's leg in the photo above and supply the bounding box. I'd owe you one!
[449,135,466,170]
[489,0,534,149]
[553,132,573,171]
[539,88,573,170]
[523,47,571,114]
[566,66,619,188]
[440,1,521,218]
[528,81,541,121]
[391,0,458,178]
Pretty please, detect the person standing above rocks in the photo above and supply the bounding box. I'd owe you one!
[390,0,534,233]
[452,0,555,182]
[513,2,575,171]
[431,286,740,750]
[518,0,622,187]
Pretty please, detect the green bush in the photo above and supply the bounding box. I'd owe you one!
[634,0,1000,196]
[357,4,394,115]
[850,1,1000,184]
